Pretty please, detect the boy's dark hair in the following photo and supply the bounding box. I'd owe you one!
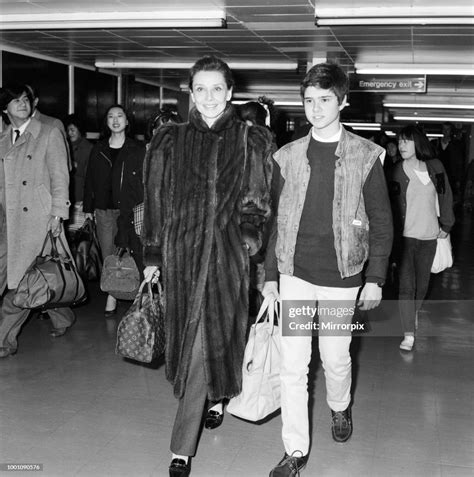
[0,83,34,112]
[188,55,234,90]
[398,124,435,162]
[300,63,349,104]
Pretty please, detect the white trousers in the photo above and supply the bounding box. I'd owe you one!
[279,274,359,456]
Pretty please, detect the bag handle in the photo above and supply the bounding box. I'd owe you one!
[136,279,162,314]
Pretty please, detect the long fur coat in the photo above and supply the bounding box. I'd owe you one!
[142,105,274,400]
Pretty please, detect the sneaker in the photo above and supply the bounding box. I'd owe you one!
[331,408,353,443]
[269,451,308,477]
[400,335,415,351]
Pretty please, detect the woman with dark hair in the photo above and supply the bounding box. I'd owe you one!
[65,114,92,206]
[83,105,145,316]
[145,106,182,143]
[142,55,274,476]
[238,100,268,127]
[390,125,454,351]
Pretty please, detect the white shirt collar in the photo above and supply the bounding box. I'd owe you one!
[311,125,342,143]
[12,118,32,142]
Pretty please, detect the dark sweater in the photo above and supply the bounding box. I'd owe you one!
[294,137,362,287]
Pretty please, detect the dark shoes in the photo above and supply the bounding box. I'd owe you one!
[331,407,353,443]
[0,347,16,358]
[269,452,308,477]
[50,327,67,338]
[204,409,224,430]
[104,308,117,318]
[169,458,191,477]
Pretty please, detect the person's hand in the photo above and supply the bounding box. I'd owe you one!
[437,230,449,239]
[357,282,382,311]
[262,281,280,300]
[85,212,94,220]
[144,266,160,283]
[47,215,62,237]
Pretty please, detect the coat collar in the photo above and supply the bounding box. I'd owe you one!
[189,103,237,133]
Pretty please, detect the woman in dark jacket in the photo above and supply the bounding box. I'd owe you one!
[390,125,454,352]
[83,105,145,316]
[142,56,274,476]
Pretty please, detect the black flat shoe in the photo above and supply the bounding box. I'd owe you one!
[204,409,224,430]
[104,308,117,318]
[169,458,190,477]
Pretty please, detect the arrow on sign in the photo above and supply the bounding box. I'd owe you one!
[413,81,425,88]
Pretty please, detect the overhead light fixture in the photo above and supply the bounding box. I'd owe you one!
[427,133,444,138]
[95,59,298,71]
[356,64,474,76]
[0,10,226,30]
[314,5,474,26]
[384,102,474,110]
[342,122,381,128]
[394,116,474,123]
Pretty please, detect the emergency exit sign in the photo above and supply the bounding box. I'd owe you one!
[351,75,426,93]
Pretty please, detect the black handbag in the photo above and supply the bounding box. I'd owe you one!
[70,218,103,281]
[13,231,87,310]
[116,280,165,363]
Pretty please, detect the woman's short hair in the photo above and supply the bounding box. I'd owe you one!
[300,63,349,105]
[188,56,234,90]
[0,83,34,113]
[398,124,435,162]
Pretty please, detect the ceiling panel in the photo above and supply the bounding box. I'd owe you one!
[0,0,473,125]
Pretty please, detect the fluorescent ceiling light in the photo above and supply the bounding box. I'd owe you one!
[385,131,396,136]
[342,122,381,128]
[356,64,474,76]
[95,60,297,71]
[394,116,474,123]
[0,11,226,30]
[427,133,444,138]
[384,103,474,110]
[315,5,474,25]
[350,126,382,131]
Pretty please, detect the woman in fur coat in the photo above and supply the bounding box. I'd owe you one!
[142,56,274,476]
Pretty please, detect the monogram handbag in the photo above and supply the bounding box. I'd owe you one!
[14,231,87,310]
[227,296,281,421]
[116,280,165,363]
[100,252,140,300]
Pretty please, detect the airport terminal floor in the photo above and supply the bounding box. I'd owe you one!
[1,209,473,477]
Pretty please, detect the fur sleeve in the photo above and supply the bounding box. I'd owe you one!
[239,125,276,255]
[142,124,175,266]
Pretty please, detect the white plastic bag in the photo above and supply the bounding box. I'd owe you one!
[431,235,453,273]
[227,296,280,421]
